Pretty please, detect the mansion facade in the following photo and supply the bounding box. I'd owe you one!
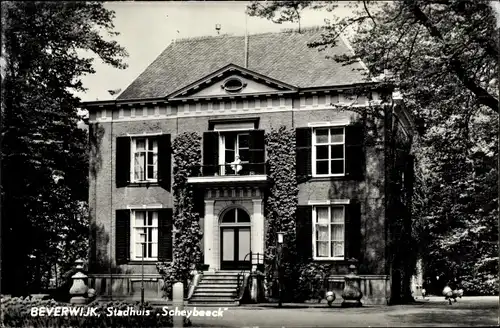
[82,28,415,305]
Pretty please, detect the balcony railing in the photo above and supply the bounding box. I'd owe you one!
[186,162,268,184]
[192,162,267,177]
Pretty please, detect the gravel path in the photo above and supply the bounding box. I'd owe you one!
[186,296,498,327]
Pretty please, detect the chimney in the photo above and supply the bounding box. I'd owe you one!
[244,32,249,69]
[244,13,249,68]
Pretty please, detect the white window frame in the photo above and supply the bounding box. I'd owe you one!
[220,208,251,226]
[218,131,250,175]
[312,205,345,261]
[312,126,346,177]
[130,209,159,261]
[130,137,158,182]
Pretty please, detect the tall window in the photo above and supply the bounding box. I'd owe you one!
[312,127,345,176]
[313,206,345,260]
[132,137,158,181]
[131,210,158,260]
[220,133,249,174]
[223,133,249,163]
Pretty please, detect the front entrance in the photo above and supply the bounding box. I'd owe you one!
[220,208,251,270]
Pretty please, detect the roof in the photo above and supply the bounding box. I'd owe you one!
[117,27,371,100]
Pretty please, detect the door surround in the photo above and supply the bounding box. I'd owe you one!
[202,188,265,272]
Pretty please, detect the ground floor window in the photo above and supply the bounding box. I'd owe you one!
[131,210,158,260]
[313,206,345,260]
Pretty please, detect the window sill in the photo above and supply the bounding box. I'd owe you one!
[309,176,347,182]
[126,260,161,265]
[312,257,345,262]
[127,182,159,188]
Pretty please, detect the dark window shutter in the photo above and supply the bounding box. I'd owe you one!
[345,202,361,262]
[157,134,172,191]
[116,137,131,187]
[296,128,312,182]
[203,132,219,176]
[158,208,173,262]
[345,123,365,180]
[249,129,265,174]
[116,210,130,265]
[296,206,313,261]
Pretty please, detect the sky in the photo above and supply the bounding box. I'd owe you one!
[74,1,355,103]
[70,1,500,104]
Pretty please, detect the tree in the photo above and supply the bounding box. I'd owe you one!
[1,1,127,295]
[248,0,499,296]
[249,1,498,114]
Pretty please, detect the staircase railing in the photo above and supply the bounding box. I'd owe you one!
[236,252,265,302]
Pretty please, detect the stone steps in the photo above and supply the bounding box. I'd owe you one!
[188,271,242,305]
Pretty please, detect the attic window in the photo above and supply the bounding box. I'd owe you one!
[222,78,246,93]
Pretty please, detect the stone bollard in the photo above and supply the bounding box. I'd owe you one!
[172,282,184,328]
[69,259,88,305]
[341,264,363,307]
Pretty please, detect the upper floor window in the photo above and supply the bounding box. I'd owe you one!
[115,134,171,189]
[221,133,249,175]
[313,205,345,260]
[203,119,264,177]
[312,127,345,176]
[132,137,158,182]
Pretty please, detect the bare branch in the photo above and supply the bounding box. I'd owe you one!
[363,1,377,27]
[405,26,421,73]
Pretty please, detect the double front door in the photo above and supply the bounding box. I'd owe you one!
[220,227,251,270]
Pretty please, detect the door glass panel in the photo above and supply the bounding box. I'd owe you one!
[225,150,235,163]
[236,209,250,223]
[222,229,234,261]
[238,134,249,148]
[238,149,249,162]
[238,229,251,261]
[222,209,236,223]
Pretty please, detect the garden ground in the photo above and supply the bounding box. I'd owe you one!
[187,296,498,327]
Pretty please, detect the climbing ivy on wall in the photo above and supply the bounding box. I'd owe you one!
[264,126,299,301]
[157,132,203,297]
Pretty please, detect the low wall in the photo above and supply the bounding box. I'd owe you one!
[307,275,390,305]
[88,274,167,303]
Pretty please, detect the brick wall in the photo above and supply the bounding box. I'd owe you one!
[88,95,388,276]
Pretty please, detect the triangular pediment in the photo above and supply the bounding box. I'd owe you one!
[167,64,297,100]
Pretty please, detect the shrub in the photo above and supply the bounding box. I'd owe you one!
[1,296,191,327]
[461,274,499,296]
[295,263,333,302]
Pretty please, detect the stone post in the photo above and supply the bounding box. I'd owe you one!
[172,282,184,328]
[341,264,363,307]
[204,200,215,271]
[69,259,88,305]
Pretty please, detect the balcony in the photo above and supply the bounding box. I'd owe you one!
[187,162,268,185]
